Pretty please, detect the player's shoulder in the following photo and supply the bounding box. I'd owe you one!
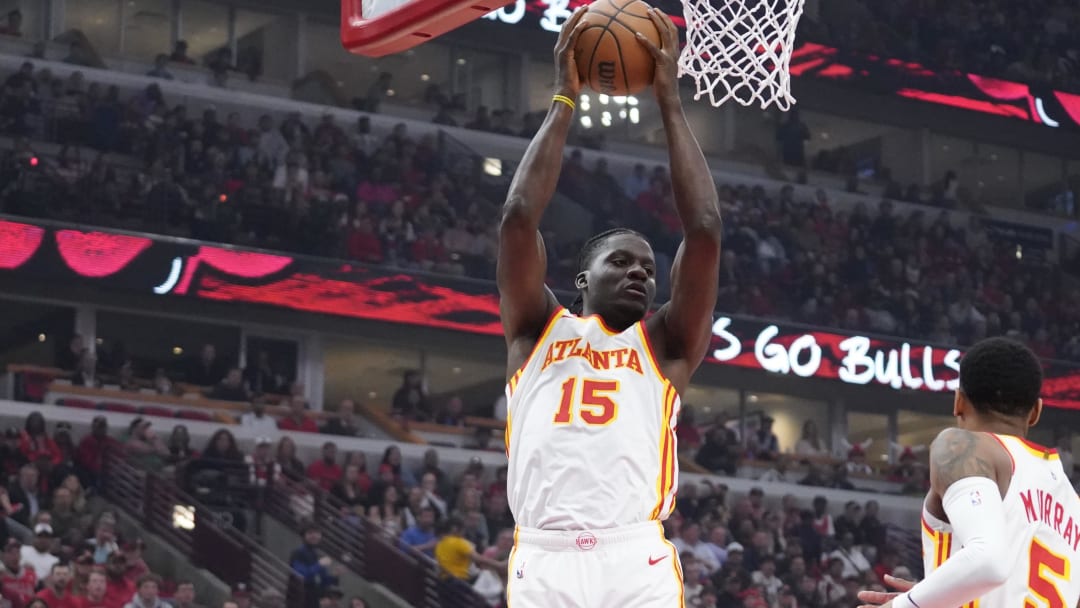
[928,428,1008,489]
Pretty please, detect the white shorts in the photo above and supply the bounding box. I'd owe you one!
[506,521,684,608]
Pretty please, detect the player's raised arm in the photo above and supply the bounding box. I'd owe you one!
[636,10,722,374]
[497,7,587,350]
[859,429,1011,608]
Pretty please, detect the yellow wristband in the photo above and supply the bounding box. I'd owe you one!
[552,94,576,111]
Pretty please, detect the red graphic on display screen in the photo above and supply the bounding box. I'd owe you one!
[55,230,152,278]
[1055,91,1080,124]
[195,271,502,335]
[896,89,1030,119]
[0,220,45,270]
[174,247,294,294]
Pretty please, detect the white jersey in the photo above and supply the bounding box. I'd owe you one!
[505,307,679,530]
[922,433,1080,608]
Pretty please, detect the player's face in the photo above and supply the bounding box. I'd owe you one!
[580,234,657,325]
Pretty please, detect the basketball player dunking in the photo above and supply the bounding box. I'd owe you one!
[858,338,1080,608]
[498,7,720,608]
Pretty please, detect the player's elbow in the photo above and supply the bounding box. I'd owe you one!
[500,196,539,233]
[683,212,723,245]
[970,537,1011,586]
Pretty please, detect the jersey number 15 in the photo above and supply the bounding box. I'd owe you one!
[553,377,619,426]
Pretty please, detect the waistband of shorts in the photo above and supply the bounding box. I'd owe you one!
[514,521,665,551]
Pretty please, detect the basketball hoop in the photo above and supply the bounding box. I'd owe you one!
[677,0,806,110]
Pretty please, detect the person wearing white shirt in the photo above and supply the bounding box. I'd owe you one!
[241,400,280,437]
[752,556,784,605]
[670,523,720,574]
[758,456,799,483]
[827,532,871,580]
[21,524,59,580]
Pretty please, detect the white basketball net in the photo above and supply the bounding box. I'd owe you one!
[677,0,807,110]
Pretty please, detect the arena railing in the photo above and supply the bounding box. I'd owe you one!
[101,453,305,607]
[256,473,492,608]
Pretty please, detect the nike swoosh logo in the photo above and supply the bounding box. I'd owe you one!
[648,555,669,566]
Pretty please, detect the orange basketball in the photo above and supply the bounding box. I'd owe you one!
[574,0,662,96]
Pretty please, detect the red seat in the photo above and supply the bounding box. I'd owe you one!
[22,373,54,402]
[176,410,213,422]
[140,406,176,418]
[58,398,98,410]
[101,402,139,414]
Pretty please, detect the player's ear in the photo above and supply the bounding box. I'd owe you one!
[1028,398,1043,428]
[575,271,588,290]
[952,389,965,419]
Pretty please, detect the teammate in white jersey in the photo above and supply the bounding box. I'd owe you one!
[496,7,721,608]
[858,338,1080,608]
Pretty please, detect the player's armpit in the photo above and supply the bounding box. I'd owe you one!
[928,428,998,497]
[496,212,558,344]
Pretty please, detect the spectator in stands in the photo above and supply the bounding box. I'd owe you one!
[123,572,167,608]
[210,368,250,402]
[274,437,305,481]
[0,428,26,477]
[20,523,58,580]
[434,397,466,427]
[121,539,150,581]
[318,588,344,608]
[759,455,799,484]
[828,531,871,580]
[752,416,780,460]
[240,397,279,436]
[673,522,721,574]
[76,416,120,488]
[434,515,501,581]
[859,499,886,549]
[169,581,201,608]
[378,445,416,488]
[20,411,61,466]
[194,430,245,472]
[279,396,317,433]
[289,525,339,608]
[169,40,194,64]
[367,484,405,538]
[321,399,361,437]
[816,557,847,604]
[0,9,21,37]
[399,505,437,557]
[188,344,226,387]
[48,486,83,542]
[89,514,119,564]
[795,420,827,457]
[342,452,372,492]
[36,562,75,607]
[82,570,109,608]
[696,425,738,476]
[243,351,282,395]
[57,335,84,371]
[243,437,279,488]
[391,371,429,421]
[775,110,810,167]
[146,54,173,80]
[103,551,136,607]
[124,419,169,471]
[8,463,45,526]
[307,442,342,491]
[0,537,37,607]
[165,425,197,469]
[330,463,367,517]
[72,349,101,388]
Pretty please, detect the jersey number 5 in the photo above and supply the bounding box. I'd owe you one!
[553,377,618,426]
[1026,537,1069,608]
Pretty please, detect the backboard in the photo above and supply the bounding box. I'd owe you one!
[341,0,512,57]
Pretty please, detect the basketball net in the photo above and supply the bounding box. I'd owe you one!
[677,0,806,110]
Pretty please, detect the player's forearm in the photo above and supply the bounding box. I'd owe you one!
[657,97,722,237]
[502,101,575,227]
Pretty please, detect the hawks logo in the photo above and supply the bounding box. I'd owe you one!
[576,532,598,551]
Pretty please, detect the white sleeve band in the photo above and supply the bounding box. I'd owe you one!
[893,476,1012,608]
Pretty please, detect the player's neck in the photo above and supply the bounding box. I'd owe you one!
[579,306,636,332]
[963,413,1029,438]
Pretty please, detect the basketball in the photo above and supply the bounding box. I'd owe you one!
[573,0,662,96]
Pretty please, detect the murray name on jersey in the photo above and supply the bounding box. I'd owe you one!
[1021,488,1080,552]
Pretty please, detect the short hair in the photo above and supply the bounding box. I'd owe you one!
[571,228,646,314]
[136,573,163,588]
[959,337,1042,417]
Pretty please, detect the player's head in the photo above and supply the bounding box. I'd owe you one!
[571,228,655,330]
[955,337,1043,430]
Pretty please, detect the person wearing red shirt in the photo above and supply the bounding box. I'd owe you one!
[102,553,134,608]
[36,562,76,608]
[76,417,122,486]
[20,412,61,466]
[72,571,110,608]
[278,396,318,433]
[306,442,343,491]
[346,217,384,263]
[409,226,448,270]
[0,538,37,608]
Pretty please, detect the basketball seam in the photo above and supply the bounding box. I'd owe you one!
[583,25,608,93]
[590,0,649,95]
